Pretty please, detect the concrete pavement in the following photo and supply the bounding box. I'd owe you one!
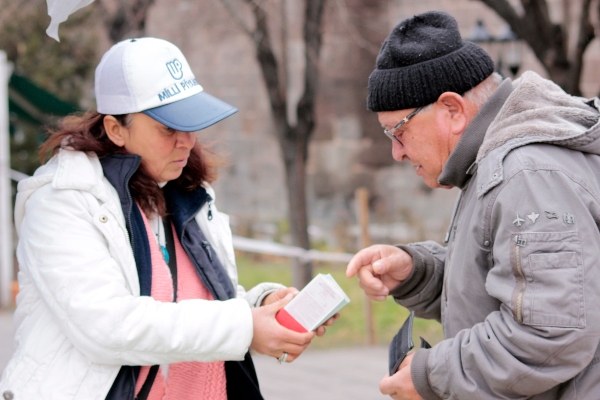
[253,347,389,399]
[0,310,390,399]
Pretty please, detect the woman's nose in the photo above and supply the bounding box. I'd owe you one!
[176,131,196,148]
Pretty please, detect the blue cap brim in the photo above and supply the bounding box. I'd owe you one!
[143,91,237,132]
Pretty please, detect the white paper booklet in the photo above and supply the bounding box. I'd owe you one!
[275,273,350,332]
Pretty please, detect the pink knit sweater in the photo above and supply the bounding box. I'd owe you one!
[135,211,227,400]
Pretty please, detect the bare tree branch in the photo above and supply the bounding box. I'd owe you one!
[571,0,595,87]
[241,0,287,134]
[96,0,155,43]
[0,0,37,26]
[477,0,593,94]
[333,0,380,55]
[480,0,558,63]
[478,0,521,25]
[296,0,326,151]
[220,0,254,37]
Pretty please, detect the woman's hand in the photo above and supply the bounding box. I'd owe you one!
[251,293,315,362]
[262,287,340,336]
[261,287,299,306]
[314,312,340,337]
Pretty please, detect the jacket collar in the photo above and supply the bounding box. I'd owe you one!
[163,181,211,231]
[99,154,141,223]
[439,78,513,189]
[99,154,213,228]
[476,71,600,197]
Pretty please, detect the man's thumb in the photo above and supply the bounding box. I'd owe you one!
[372,259,388,274]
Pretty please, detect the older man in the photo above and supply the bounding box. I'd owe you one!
[347,10,600,400]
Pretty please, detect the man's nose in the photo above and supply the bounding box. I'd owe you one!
[391,140,406,162]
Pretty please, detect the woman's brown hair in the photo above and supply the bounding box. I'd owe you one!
[40,111,223,217]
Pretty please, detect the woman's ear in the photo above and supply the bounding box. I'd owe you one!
[103,115,126,147]
[437,92,471,136]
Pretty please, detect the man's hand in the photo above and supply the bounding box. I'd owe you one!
[380,353,424,399]
[346,245,414,301]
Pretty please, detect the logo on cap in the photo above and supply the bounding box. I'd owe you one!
[166,59,184,80]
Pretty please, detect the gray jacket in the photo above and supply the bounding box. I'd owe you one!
[395,71,600,399]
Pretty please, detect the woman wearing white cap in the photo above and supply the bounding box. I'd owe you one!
[0,38,332,400]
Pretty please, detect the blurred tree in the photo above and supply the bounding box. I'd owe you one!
[95,0,155,43]
[477,0,595,96]
[219,0,327,288]
[1,0,155,180]
[0,0,97,177]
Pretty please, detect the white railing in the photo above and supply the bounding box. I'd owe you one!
[232,235,353,264]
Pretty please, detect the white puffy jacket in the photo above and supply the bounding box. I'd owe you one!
[0,149,280,399]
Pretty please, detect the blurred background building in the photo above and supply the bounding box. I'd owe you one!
[4,0,600,253]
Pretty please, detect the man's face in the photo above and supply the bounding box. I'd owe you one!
[378,105,453,189]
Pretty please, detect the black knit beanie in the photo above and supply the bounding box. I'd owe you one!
[367,11,495,112]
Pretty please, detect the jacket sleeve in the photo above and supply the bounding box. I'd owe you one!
[390,241,446,321]
[16,184,254,366]
[243,283,286,308]
[412,167,600,399]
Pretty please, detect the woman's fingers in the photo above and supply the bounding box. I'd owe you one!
[251,294,316,359]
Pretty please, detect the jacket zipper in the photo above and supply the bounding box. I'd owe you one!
[444,191,463,244]
[121,158,141,293]
[123,157,141,256]
[514,235,527,323]
[126,191,135,253]
[201,241,213,261]
[180,193,221,299]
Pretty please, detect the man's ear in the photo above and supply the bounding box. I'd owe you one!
[103,115,126,147]
[437,92,470,135]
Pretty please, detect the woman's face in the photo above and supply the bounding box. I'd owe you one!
[106,113,197,183]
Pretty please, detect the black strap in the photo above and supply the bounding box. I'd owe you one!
[163,215,178,302]
[135,365,159,400]
[225,353,264,399]
[135,216,178,400]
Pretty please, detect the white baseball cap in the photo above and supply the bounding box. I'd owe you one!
[94,37,237,132]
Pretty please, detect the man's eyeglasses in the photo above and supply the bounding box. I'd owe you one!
[383,106,423,143]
